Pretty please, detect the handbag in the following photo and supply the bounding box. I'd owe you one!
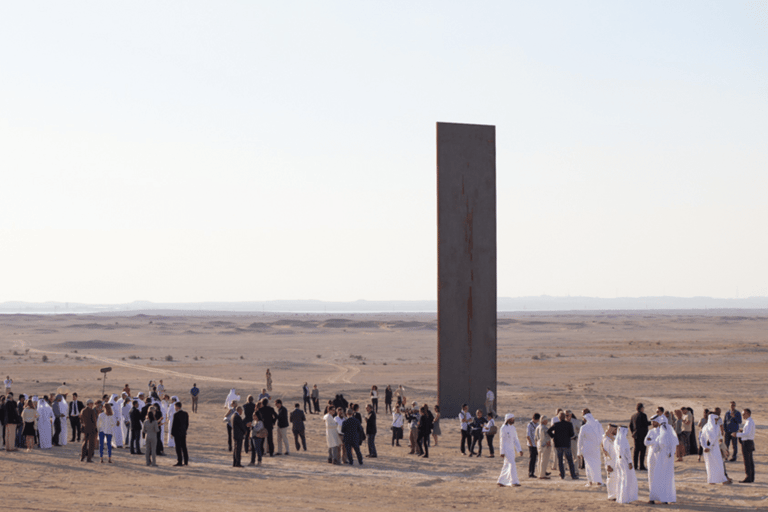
[488,424,498,436]
[253,421,268,438]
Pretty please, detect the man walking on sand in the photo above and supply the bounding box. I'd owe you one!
[190,383,199,414]
[497,413,523,487]
[485,387,495,414]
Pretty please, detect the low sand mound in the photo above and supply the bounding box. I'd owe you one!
[247,322,271,331]
[51,340,136,350]
[271,319,318,328]
[321,318,352,328]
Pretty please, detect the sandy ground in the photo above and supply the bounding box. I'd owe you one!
[1,311,768,511]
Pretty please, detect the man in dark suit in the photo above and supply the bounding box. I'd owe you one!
[171,401,189,466]
[4,392,21,452]
[231,406,246,467]
[365,404,377,457]
[341,409,365,465]
[68,393,85,442]
[129,400,143,455]
[259,398,278,456]
[242,395,256,454]
[629,402,650,471]
[79,399,98,462]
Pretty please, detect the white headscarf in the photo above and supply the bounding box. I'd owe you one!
[225,389,240,407]
[700,414,720,448]
[504,413,515,421]
[615,426,631,458]
[657,423,677,457]
[583,413,602,438]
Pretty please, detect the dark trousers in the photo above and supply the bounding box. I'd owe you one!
[52,418,62,445]
[417,432,429,457]
[725,431,738,459]
[226,424,232,451]
[385,401,392,414]
[461,429,471,453]
[528,446,538,476]
[345,442,363,464]
[312,397,320,413]
[633,438,647,469]
[250,436,264,463]
[175,435,188,464]
[486,434,495,456]
[470,432,484,455]
[556,447,577,478]
[392,427,402,445]
[367,432,377,457]
[81,432,97,461]
[233,438,243,466]
[742,440,755,482]
[303,397,311,413]
[69,417,81,441]
[244,429,250,453]
[156,431,164,454]
[294,430,307,451]
[266,428,275,455]
[130,429,142,453]
[371,398,378,413]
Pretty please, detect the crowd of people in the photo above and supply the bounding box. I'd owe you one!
[499,401,756,505]
[2,377,191,468]
[2,373,758,506]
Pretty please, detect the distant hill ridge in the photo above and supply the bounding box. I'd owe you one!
[1,296,767,314]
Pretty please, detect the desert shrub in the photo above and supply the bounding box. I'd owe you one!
[316,354,322,358]
[240,355,244,360]
[128,355,140,360]
[164,355,173,362]
[193,356,198,361]
[13,350,21,356]
[42,355,48,362]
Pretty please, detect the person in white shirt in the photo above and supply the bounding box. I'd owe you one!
[4,376,11,394]
[97,403,115,463]
[485,387,495,414]
[482,412,496,458]
[497,413,523,487]
[736,408,755,483]
[459,404,472,455]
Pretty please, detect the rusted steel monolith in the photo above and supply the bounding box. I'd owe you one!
[437,121,497,417]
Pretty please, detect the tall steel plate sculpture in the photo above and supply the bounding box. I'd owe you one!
[437,122,497,416]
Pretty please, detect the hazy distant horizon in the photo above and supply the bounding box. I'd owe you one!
[2,295,767,315]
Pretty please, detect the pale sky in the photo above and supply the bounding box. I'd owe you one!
[1,1,767,303]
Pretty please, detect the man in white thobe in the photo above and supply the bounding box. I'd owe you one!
[578,411,604,486]
[58,396,68,446]
[37,398,54,449]
[645,416,678,504]
[324,410,341,464]
[700,413,729,485]
[615,426,638,503]
[167,396,178,447]
[121,394,132,448]
[497,413,523,487]
[602,424,618,500]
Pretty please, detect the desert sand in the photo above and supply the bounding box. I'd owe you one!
[1,310,767,511]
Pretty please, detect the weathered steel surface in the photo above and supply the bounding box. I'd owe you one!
[437,122,497,417]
